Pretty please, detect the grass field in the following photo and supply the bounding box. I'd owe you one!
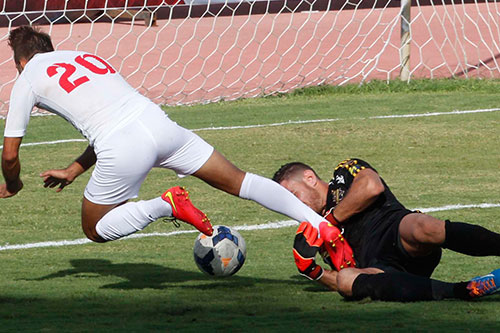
[1,80,500,331]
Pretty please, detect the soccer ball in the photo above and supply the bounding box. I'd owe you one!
[193,225,246,277]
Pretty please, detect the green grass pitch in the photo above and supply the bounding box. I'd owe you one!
[1,80,499,331]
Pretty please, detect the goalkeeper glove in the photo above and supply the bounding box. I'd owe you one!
[293,222,324,280]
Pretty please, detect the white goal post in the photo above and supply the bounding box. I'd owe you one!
[1,0,499,114]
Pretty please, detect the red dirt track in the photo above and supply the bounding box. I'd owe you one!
[1,1,499,114]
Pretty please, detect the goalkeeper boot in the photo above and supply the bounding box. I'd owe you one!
[318,221,356,271]
[319,221,347,248]
[467,268,500,298]
[162,186,213,236]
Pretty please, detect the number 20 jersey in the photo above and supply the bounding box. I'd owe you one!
[5,50,154,145]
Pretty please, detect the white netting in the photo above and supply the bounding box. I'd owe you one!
[0,0,499,115]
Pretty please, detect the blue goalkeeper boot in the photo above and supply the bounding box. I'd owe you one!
[467,268,500,298]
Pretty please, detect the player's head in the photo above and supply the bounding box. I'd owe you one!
[272,162,318,183]
[273,162,327,214]
[8,25,54,73]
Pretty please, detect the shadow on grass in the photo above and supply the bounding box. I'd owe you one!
[2,293,500,332]
[26,258,295,290]
[6,259,499,331]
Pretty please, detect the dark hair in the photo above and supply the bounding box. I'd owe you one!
[8,26,54,65]
[272,162,319,183]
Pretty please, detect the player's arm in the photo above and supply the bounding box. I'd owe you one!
[74,145,97,172]
[333,168,384,223]
[0,136,24,198]
[40,145,96,192]
[318,269,339,291]
[1,75,36,198]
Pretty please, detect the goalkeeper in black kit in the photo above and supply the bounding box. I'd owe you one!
[273,159,500,302]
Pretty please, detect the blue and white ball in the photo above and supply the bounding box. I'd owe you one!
[193,225,246,277]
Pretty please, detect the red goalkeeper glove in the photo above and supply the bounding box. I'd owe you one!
[293,222,324,280]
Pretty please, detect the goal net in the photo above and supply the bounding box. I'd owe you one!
[1,0,499,114]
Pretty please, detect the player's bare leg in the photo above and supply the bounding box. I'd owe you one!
[81,198,124,242]
[398,213,445,257]
[336,267,384,297]
[192,149,245,195]
[399,213,500,257]
[193,149,327,227]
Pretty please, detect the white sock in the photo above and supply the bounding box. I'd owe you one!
[95,197,172,241]
[238,173,326,231]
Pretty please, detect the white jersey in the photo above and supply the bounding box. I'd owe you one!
[4,50,154,145]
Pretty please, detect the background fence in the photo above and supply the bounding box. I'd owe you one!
[1,0,499,114]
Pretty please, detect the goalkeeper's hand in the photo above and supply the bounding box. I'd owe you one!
[293,222,324,281]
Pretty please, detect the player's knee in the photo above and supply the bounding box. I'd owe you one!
[84,230,107,243]
[336,268,357,297]
[81,222,107,243]
[413,218,445,244]
[401,214,445,246]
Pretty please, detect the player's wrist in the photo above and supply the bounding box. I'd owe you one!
[67,163,85,180]
[332,210,343,224]
[318,269,339,291]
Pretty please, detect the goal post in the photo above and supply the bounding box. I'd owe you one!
[400,0,411,82]
[1,0,499,114]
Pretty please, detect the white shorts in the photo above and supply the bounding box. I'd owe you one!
[84,106,214,205]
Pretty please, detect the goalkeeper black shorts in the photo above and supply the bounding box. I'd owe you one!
[357,209,442,278]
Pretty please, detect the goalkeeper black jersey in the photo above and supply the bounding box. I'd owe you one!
[325,159,409,266]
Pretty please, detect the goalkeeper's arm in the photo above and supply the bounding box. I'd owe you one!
[318,270,339,291]
[332,168,384,223]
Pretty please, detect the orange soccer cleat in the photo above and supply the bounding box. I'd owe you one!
[161,186,213,236]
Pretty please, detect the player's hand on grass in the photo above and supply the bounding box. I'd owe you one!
[293,221,324,281]
[40,169,75,192]
[0,179,23,198]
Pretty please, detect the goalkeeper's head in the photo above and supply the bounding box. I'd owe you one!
[272,162,327,214]
[272,162,319,183]
[8,25,54,73]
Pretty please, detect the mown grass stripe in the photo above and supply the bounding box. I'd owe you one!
[1,203,498,252]
[1,107,498,150]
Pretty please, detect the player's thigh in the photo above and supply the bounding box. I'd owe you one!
[145,111,216,178]
[131,107,245,195]
[399,213,445,255]
[193,150,246,196]
[138,106,244,192]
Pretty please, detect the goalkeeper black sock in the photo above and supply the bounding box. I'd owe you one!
[351,272,467,302]
[443,220,500,256]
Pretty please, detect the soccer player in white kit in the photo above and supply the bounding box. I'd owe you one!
[1,26,329,243]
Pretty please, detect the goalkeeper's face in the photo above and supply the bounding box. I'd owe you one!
[280,175,325,214]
